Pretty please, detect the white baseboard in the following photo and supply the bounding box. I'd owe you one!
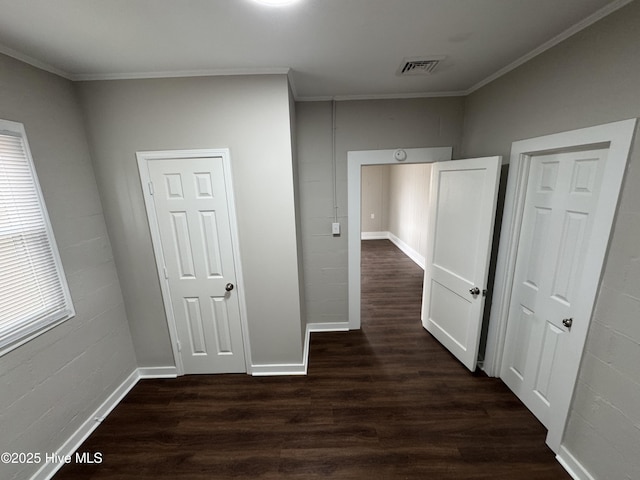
[250,363,308,376]
[251,324,310,376]
[34,369,140,480]
[361,231,390,240]
[138,366,178,378]
[388,232,425,270]
[251,322,349,376]
[308,321,349,332]
[556,445,596,480]
[31,321,351,479]
[32,366,179,480]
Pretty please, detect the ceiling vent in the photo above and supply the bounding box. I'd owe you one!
[397,56,446,76]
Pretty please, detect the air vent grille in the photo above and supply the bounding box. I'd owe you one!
[397,56,446,76]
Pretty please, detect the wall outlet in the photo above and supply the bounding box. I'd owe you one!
[332,222,341,235]
[370,213,375,219]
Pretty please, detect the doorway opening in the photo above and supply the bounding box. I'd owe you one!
[348,148,502,372]
[347,147,452,331]
[360,163,431,270]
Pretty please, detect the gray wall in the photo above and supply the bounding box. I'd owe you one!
[361,163,431,262]
[296,98,464,325]
[361,165,390,233]
[289,84,307,343]
[76,75,304,367]
[462,2,640,478]
[0,54,136,480]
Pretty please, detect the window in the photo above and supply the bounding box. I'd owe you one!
[0,119,74,355]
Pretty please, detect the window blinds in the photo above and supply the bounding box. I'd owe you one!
[0,128,72,352]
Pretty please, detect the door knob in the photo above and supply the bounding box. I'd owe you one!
[469,287,480,296]
[562,318,573,329]
[225,283,234,292]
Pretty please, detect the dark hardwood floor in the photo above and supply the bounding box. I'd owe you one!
[55,240,570,479]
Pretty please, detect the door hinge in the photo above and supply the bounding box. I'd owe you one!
[148,181,154,195]
[176,340,182,352]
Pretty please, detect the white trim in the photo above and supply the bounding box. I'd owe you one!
[250,322,348,376]
[251,323,310,376]
[556,445,596,480]
[136,148,253,376]
[485,118,637,452]
[297,91,467,102]
[361,231,390,240]
[71,67,291,82]
[0,119,76,356]
[348,147,452,330]
[388,232,425,270]
[137,366,178,379]
[250,363,308,376]
[467,0,635,94]
[0,44,72,80]
[32,369,140,480]
[308,322,349,332]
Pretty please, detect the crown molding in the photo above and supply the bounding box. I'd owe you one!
[0,44,72,80]
[71,67,291,81]
[296,91,467,102]
[466,0,636,94]
[0,0,632,98]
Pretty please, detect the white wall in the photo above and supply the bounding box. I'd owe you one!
[296,98,464,325]
[0,54,136,480]
[77,75,305,368]
[462,2,640,477]
[388,163,431,261]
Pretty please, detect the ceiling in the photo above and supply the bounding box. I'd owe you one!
[0,0,629,100]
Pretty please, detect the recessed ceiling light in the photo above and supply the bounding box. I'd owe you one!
[253,0,301,6]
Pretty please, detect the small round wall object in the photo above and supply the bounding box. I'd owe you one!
[394,149,407,161]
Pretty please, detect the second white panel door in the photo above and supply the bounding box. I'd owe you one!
[501,148,608,427]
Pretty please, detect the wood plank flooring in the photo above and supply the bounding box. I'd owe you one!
[55,240,570,479]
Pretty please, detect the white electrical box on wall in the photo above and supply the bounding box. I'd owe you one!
[332,222,341,235]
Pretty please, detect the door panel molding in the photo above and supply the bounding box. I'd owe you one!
[137,149,252,375]
[422,156,502,372]
[484,118,637,452]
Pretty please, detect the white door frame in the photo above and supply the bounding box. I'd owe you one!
[483,119,637,450]
[137,148,253,375]
[347,147,452,330]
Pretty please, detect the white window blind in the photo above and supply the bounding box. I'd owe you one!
[0,120,74,354]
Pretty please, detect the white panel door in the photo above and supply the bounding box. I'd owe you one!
[148,157,246,374]
[501,149,608,427]
[422,157,501,371]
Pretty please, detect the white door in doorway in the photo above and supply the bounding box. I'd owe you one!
[421,157,501,371]
[501,149,607,427]
[146,155,246,374]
